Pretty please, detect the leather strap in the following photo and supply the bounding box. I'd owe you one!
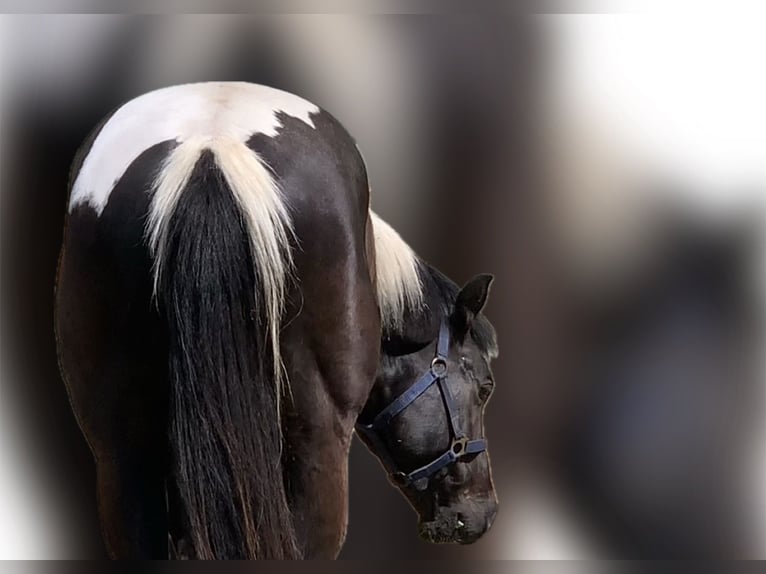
[370,370,439,430]
[405,439,487,485]
[436,319,450,359]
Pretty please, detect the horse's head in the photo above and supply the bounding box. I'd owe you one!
[358,272,498,545]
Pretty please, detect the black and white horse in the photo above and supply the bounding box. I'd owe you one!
[55,82,499,559]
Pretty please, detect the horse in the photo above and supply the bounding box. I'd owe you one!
[54,81,499,559]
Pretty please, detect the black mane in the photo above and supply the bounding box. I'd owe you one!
[422,264,499,359]
[382,261,498,359]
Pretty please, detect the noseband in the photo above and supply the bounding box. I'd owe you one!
[356,319,487,491]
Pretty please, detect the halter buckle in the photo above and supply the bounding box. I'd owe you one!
[430,357,448,377]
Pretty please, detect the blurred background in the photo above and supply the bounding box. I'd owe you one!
[1,9,764,559]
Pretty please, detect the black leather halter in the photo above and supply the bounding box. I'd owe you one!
[356,319,487,491]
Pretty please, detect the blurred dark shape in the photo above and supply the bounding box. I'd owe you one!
[557,212,762,558]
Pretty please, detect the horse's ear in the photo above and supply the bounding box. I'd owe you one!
[452,274,494,335]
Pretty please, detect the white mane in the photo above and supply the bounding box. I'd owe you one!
[369,211,424,330]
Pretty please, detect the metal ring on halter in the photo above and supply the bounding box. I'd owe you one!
[451,436,469,455]
[430,357,447,377]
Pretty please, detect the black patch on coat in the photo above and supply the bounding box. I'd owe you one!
[55,140,177,558]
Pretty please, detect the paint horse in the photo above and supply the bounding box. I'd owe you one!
[55,82,499,559]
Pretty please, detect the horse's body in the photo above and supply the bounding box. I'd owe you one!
[55,82,497,559]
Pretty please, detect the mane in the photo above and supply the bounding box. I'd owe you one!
[370,211,498,359]
[370,211,424,331]
[424,266,499,360]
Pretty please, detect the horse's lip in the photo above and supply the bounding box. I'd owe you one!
[418,519,461,544]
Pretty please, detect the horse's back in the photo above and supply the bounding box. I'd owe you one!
[68,81,366,226]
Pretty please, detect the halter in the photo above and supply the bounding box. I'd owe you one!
[355,319,487,491]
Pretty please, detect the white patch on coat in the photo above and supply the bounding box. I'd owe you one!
[147,134,295,414]
[69,81,319,214]
[369,211,424,330]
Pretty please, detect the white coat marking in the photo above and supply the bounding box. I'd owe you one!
[69,81,320,214]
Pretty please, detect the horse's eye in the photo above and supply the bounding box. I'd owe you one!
[478,379,494,402]
[460,357,473,371]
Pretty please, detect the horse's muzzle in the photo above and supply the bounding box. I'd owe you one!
[418,497,498,545]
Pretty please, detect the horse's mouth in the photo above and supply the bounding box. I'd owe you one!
[418,516,484,545]
[417,498,498,545]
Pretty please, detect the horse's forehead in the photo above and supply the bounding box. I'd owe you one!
[69,82,320,215]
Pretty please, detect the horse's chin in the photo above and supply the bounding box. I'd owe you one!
[417,499,497,545]
[418,518,483,545]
